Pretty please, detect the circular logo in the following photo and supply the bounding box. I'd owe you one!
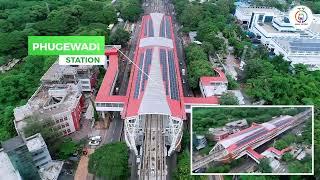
[289,6,313,30]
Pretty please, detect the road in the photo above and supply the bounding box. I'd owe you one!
[102,112,123,144]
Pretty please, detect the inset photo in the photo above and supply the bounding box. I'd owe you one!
[191,106,313,175]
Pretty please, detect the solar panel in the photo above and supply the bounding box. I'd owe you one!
[160,19,166,37]
[165,17,171,39]
[144,19,148,37]
[142,49,152,91]
[134,53,145,98]
[236,128,268,147]
[148,19,154,37]
[168,50,179,100]
[273,118,293,127]
[160,49,169,95]
[289,41,320,52]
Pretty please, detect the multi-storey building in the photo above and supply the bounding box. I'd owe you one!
[0,133,63,180]
[235,6,320,69]
[14,83,84,136]
[41,62,98,92]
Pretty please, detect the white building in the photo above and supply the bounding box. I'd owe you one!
[26,133,52,168]
[14,83,84,136]
[41,62,98,92]
[0,149,22,180]
[0,134,63,180]
[271,38,320,69]
[235,6,320,69]
[199,68,228,97]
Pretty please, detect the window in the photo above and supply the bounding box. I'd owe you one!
[66,123,69,127]
[67,129,71,133]
[61,124,65,128]
[64,117,67,121]
[63,130,67,134]
[59,118,63,122]
[55,120,59,124]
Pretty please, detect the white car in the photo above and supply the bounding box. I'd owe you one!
[89,136,102,142]
[89,140,100,146]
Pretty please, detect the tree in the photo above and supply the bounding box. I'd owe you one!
[116,0,142,22]
[29,5,48,21]
[109,28,130,47]
[219,92,239,105]
[185,44,214,89]
[258,158,272,173]
[57,139,79,160]
[23,117,59,139]
[274,139,288,150]
[282,153,293,162]
[180,4,203,29]
[227,75,239,90]
[88,142,129,179]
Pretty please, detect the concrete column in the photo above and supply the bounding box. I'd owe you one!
[101,112,105,119]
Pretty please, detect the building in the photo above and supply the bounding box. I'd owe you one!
[39,160,64,180]
[14,83,84,136]
[207,119,247,141]
[41,62,98,92]
[1,136,41,180]
[195,135,207,150]
[235,6,320,69]
[0,134,63,180]
[270,38,320,69]
[225,119,248,129]
[261,147,291,160]
[235,6,282,29]
[0,149,22,180]
[192,109,311,170]
[25,134,52,168]
[199,68,228,97]
[208,127,229,141]
[96,13,223,178]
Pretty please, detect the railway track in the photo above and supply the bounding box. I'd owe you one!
[192,109,312,171]
[140,114,167,180]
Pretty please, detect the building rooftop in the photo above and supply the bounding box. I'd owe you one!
[225,119,248,127]
[25,133,46,152]
[1,136,25,153]
[274,37,320,54]
[39,160,63,180]
[41,62,94,82]
[200,68,228,86]
[236,6,281,17]
[96,49,127,103]
[0,149,22,180]
[217,115,294,151]
[208,127,228,135]
[125,13,185,119]
[257,23,293,34]
[14,84,82,131]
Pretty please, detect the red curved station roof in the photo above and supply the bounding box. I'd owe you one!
[96,13,223,120]
[125,13,186,119]
[219,115,295,153]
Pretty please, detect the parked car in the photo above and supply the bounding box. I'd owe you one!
[89,136,102,142]
[89,140,100,146]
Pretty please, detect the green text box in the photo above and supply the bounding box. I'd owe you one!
[28,36,105,55]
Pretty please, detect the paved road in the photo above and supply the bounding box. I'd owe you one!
[102,112,123,144]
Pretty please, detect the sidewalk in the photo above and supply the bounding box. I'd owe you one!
[74,148,95,180]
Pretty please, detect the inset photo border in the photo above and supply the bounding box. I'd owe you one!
[190,105,314,176]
